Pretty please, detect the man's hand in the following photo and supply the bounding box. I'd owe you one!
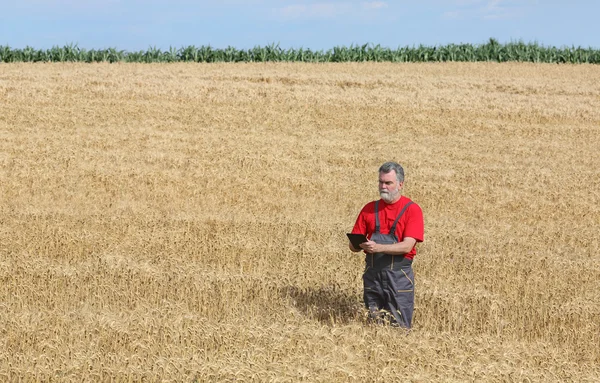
[359,240,379,254]
[359,237,417,255]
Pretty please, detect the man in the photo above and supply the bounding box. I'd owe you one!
[349,161,424,328]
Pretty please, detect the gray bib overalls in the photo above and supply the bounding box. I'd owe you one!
[363,200,415,328]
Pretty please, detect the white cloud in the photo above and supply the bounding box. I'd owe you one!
[442,0,532,20]
[484,0,506,16]
[482,0,526,19]
[442,10,462,19]
[17,0,121,7]
[450,0,484,6]
[277,4,305,18]
[275,3,351,19]
[362,1,388,10]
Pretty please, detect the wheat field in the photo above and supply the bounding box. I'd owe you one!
[1,62,599,382]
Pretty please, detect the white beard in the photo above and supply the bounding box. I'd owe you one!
[379,189,399,203]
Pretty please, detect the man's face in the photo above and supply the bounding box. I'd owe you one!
[379,171,403,203]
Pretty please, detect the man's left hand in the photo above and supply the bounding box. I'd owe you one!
[359,240,379,253]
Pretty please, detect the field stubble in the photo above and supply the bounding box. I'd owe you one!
[1,62,599,382]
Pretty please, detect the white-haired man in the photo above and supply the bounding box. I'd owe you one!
[349,161,424,328]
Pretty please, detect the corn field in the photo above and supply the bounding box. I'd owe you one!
[1,61,599,382]
[1,39,599,63]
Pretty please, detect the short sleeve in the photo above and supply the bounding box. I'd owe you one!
[403,204,424,242]
[351,202,373,235]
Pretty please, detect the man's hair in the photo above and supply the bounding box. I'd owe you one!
[379,161,405,183]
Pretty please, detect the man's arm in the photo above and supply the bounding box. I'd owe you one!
[359,237,417,255]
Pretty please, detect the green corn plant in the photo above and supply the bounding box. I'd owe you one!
[0,45,10,62]
[368,44,384,62]
[223,46,237,62]
[264,43,281,62]
[181,46,199,62]
[20,46,35,62]
[0,41,598,63]
[144,46,161,63]
[197,45,213,62]
[124,50,143,62]
[106,48,123,63]
[47,46,64,62]
[331,46,349,62]
[163,46,178,62]
[62,43,77,62]
[77,47,88,62]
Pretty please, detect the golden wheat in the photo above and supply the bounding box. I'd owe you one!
[0,62,599,382]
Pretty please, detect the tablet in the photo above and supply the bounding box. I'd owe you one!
[346,233,368,249]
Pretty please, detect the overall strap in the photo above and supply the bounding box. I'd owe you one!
[374,201,380,233]
[389,201,414,238]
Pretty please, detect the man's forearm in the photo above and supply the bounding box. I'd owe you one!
[374,239,416,255]
[354,237,417,255]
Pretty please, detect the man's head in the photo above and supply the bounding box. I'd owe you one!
[378,162,405,204]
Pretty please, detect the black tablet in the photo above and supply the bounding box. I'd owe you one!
[346,233,368,249]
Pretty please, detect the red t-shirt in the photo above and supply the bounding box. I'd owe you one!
[351,196,424,260]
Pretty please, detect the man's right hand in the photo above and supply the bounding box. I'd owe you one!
[349,242,361,252]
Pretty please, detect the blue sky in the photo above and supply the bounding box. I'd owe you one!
[1,0,598,51]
